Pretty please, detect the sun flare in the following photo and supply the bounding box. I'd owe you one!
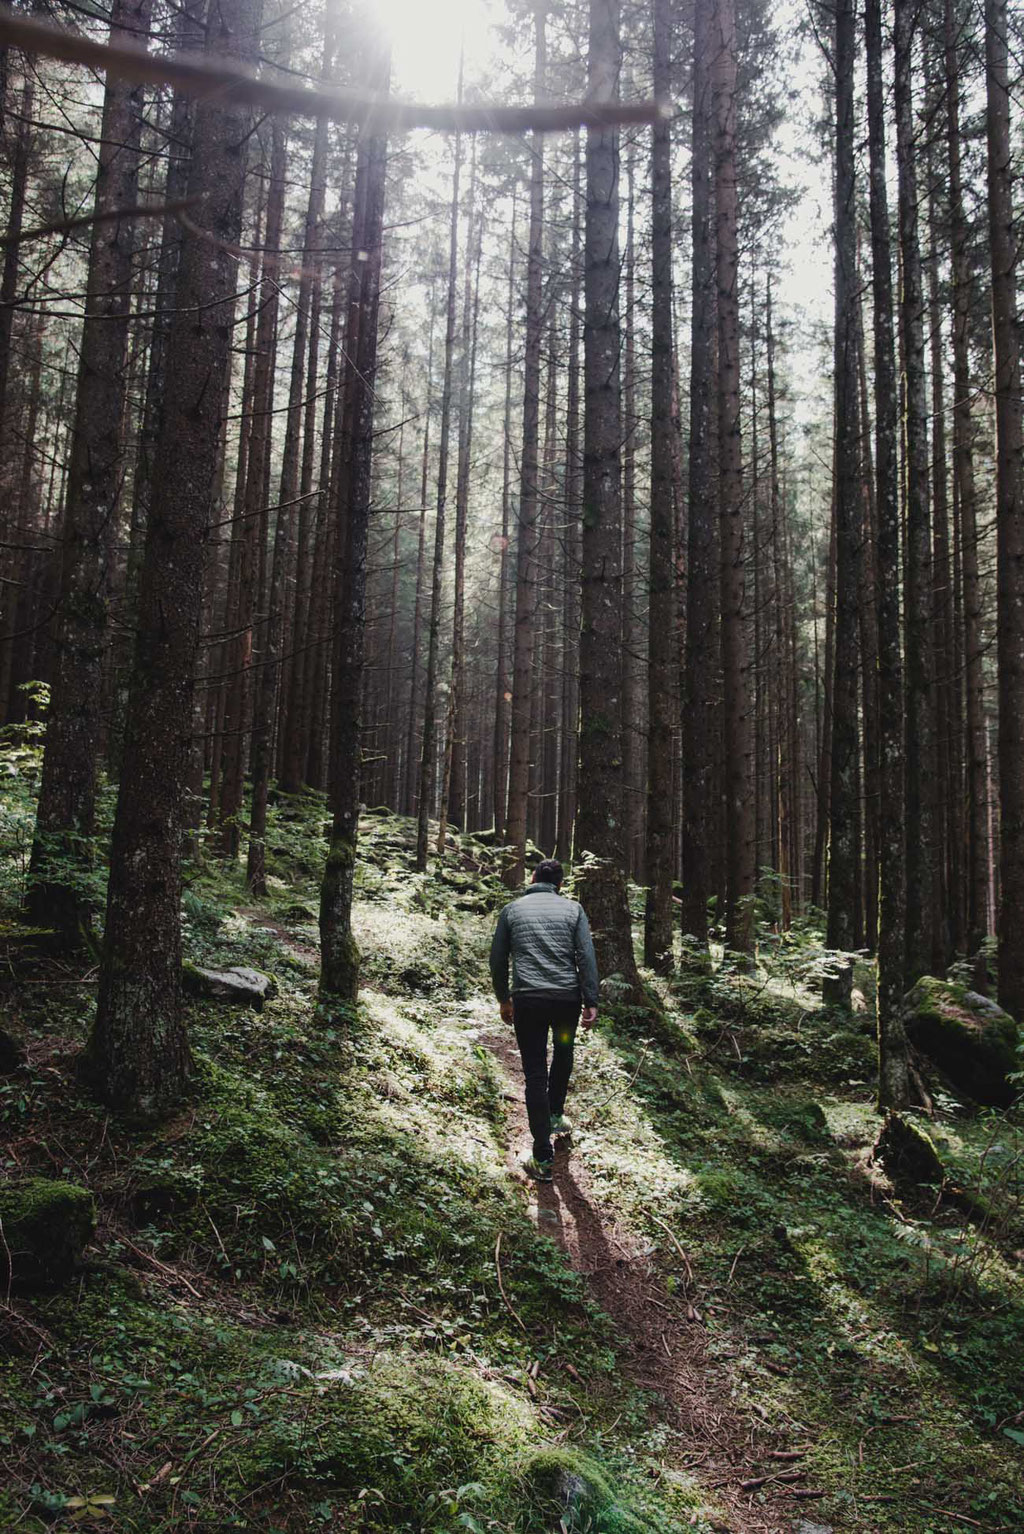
[375,0,500,104]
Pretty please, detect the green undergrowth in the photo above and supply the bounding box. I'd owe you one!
[3,787,1023,1530]
[570,965,1024,1531]
[0,803,713,1532]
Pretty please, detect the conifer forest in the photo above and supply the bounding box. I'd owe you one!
[1,0,1024,1526]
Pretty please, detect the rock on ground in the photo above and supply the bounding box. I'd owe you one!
[902,976,1020,1106]
[183,964,278,1010]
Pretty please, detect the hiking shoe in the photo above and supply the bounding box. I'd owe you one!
[549,1114,573,1136]
[522,1155,554,1183]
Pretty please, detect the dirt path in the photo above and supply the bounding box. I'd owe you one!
[482,1018,813,1534]
[247,905,814,1532]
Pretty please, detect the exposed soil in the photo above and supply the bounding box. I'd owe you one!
[484,1018,820,1534]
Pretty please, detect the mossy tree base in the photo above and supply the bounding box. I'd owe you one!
[575,858,646,1007]
[319,834,361,1002]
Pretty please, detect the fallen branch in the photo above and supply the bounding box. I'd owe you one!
[119,1234,202,1300]
[650,1213,694,1285]
[0,9,669,136]
[494,1231,527,1334]
[738,1469,805,1491]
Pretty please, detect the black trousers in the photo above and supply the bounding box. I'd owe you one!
[512,994,581,1163]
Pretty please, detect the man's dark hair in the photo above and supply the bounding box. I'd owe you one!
[533,859,564,888]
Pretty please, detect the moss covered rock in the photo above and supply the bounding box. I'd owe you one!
[902,977,1020,1106]
[0,1178,96,1287]
[522,1448,651,1533]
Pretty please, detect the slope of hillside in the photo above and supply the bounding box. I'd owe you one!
[1,797,1022,1532]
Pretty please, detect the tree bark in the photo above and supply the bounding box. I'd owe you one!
[86,0,262,1115]
[865,0,910,1108]
[415,85,464,872]
[644,0,676,973]
[28,0,152,948]
[319,41,390,1001]
[945,0,988,976]
[713,0,754,959]
[826,0,862,954]
[984,0,1024,1022]
[504,9,546,886]
[894,0,938,984]
[576,0,642,998]
[681,0,715,963]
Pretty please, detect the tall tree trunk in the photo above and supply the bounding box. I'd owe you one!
[493,205,516,836]
[86,0,262,1114]
[218,136,284,860]
[681,0,715,964]
[926,98,958,968]
[0,68,32,465]
[644,0,676,972]
[713,0,754,958]
[438,164,481,854]
[895,0,938,984]
[27,0,152,947]
[404,300,435,817]
[766,281,793,928]
[303,254,346,792]
[415,82,464,872]
[865,0,910,1107]
[504,9,546,886]
[576,0,642,996]
[278,50,332,796]
[319,39,390,1001]
[826,0,862,953]
[984,0,1024,1022]
[557,140,582,862]
[621,146,642,880]
[857,295,881,952]
[247,121,292,894]
[945,0,987,974]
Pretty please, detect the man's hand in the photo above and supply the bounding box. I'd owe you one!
[499,999,514,1024]
[581,1006,598,1030]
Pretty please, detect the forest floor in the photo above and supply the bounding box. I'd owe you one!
[1,786,1024,1533]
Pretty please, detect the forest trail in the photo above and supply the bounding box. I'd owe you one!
[478,1011,805,1534]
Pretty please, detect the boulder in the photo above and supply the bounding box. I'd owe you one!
[522,1448,646,1534]
[183,964,277,1011]
[872,1109,944,1190]
[0,1179,96,1287]
[902,976,1020,1107]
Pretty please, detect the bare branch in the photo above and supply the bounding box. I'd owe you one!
[0,10,669,134]
[0,197,198,250]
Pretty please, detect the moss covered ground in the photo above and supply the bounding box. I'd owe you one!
[1,781,1023,1532]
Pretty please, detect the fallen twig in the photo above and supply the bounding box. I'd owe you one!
[119,1235,202,1300]
[494,1231,527,1334]
[650,1213,694,1285]
[739,1469,805,1491]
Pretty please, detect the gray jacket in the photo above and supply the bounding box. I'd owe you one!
[489,882,599,1007]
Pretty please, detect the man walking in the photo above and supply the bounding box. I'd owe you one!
[489,859,599,1181]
